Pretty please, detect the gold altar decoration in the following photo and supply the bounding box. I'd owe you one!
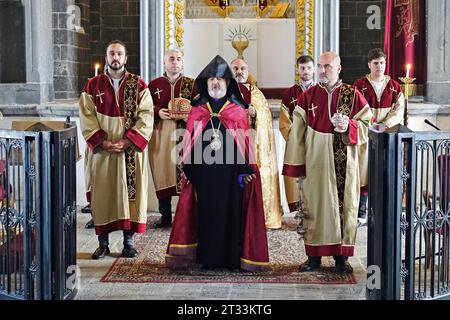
[307,0,314,57]
[295,0,305,82]
[253,0,278,18]
[295,0,314,82]
[203,0,236,18]
[174,1,185,49]
[165,0,186,50]
[165,0,173,49]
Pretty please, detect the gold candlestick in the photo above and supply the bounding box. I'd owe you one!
[398,76,416,128]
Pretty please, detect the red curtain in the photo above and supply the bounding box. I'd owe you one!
[384,0,427,85]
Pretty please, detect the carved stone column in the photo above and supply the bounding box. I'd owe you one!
[0,0,54,105]
[140,0,164,82]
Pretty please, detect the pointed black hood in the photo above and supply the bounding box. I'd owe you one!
[192,55,248,108]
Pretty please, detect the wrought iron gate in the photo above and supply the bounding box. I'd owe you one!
[368,125,450,300]
[0,121,77,300]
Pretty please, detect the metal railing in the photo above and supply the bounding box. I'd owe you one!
[0,120,77,300]
[368,125,450,300]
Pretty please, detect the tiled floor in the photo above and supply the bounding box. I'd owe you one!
[75,212,368,300]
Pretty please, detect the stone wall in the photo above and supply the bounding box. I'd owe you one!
[52,0,91,99]
[90,0,140,76]
[339,0,385,84]
[52,0,140,99]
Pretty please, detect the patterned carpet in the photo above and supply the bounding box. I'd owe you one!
[101,216,356,284]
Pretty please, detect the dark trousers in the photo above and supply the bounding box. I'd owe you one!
[98,230,135,248]
[333,255,349,262]
[358,194,368,219]
[159,197,172,220]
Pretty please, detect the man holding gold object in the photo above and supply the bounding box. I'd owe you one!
[280,55,316,213]
[231,58,283,230]
[283,52,372,273]
[148,48,196,228]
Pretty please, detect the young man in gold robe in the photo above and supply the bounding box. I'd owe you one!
[280,55,316,213]
[79,40,154,259]
[353,48,405,227]
[231,58,283,229]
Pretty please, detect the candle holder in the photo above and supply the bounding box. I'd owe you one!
[398,76,416,127]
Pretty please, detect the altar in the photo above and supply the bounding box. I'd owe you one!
[182,18,296,88]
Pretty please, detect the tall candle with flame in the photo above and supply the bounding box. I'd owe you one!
[95,64,100,77]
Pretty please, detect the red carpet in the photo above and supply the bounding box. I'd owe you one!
[101,216,356,284]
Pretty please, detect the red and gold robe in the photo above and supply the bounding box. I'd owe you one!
[239,83,282,229]
[165,102,270,272]
[280,84,304,212]
[148,75,196,199]
[353,75,404,127]
[79,72,154,235]
[283,82,372,257]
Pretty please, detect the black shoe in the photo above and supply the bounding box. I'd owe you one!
[298,257,321,272]
[85,218,94,229]
[122,246,139,258]
[335,260,353,273]
[153,217,172,228]
[91,245,110,260]
[81,204,92,214]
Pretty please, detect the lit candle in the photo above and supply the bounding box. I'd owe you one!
[95,64,100,77]
[406,64,411,78]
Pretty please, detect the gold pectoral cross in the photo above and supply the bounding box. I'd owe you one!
[309,104,318,117]
[96,91,105,104]
[154,88,163,100]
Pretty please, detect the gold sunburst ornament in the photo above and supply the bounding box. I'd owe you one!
[226,25,256,60]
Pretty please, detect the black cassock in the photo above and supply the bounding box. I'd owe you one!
[183,96,252,269]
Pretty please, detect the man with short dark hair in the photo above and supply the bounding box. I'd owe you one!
[280,55,316,213]
[79,40,154,260]
[353,48,405,226]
